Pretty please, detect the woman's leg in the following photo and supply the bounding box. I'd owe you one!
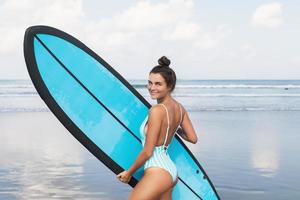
[159,187,173,200]
[129,167,173,200]
[159,177,178,200]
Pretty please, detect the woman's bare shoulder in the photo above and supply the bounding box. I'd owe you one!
[148,104,165,116]
[176,101,187,115]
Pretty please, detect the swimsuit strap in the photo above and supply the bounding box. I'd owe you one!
[169,103,183,144]
[178,103,183,129]
[158,104,170,148]
[159,103,182,149]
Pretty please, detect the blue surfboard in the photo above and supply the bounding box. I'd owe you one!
[23,25,220,200]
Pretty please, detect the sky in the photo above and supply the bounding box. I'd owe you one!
[0,0,299,80]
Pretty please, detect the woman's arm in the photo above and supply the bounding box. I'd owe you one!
[177,108,198,144]
[118,105,163,182]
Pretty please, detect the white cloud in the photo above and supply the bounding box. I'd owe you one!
[195,24,232,49]
[0,0,232,79]
[78,0,232,76]
[290,56,300,65]
[166,22,201,40]
[252,2,283,28]
[241,44,256,59]
[164,22,232,49]
[61,0,232,53]
[85,0,200,50]
[0,0,228,54]
[170,24,232,49]
[0,0,85,54]
[116,0,194,31]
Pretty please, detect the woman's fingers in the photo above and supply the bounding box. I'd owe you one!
[116,171,131,183]
[117,172,126,183]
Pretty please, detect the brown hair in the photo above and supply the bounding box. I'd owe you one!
[150,56,177,92]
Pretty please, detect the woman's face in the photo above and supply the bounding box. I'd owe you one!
[148,73,170,100]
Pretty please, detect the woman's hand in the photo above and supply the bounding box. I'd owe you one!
[117,170,132,183]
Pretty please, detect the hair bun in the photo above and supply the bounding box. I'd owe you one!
[158,56,171,68]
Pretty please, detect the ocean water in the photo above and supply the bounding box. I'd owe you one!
[134,79,300,111]
[1,79,300,112]
[1,79,300,199]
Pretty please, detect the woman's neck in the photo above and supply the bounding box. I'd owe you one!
[157,94,172,105]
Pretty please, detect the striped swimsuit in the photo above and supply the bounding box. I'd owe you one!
[140,103,182,182]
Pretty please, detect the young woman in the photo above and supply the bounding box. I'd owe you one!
[117,56,198,200]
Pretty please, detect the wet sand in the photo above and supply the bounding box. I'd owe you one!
[1,111,300,199]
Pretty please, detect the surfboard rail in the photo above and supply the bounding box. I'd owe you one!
[23,25,220,200]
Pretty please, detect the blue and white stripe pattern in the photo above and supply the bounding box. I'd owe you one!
[139,104,182,182]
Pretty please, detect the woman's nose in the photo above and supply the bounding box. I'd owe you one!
[148,84,154,90]
[151,85,158,91]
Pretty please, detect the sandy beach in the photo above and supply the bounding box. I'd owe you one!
[1,110,300,199]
